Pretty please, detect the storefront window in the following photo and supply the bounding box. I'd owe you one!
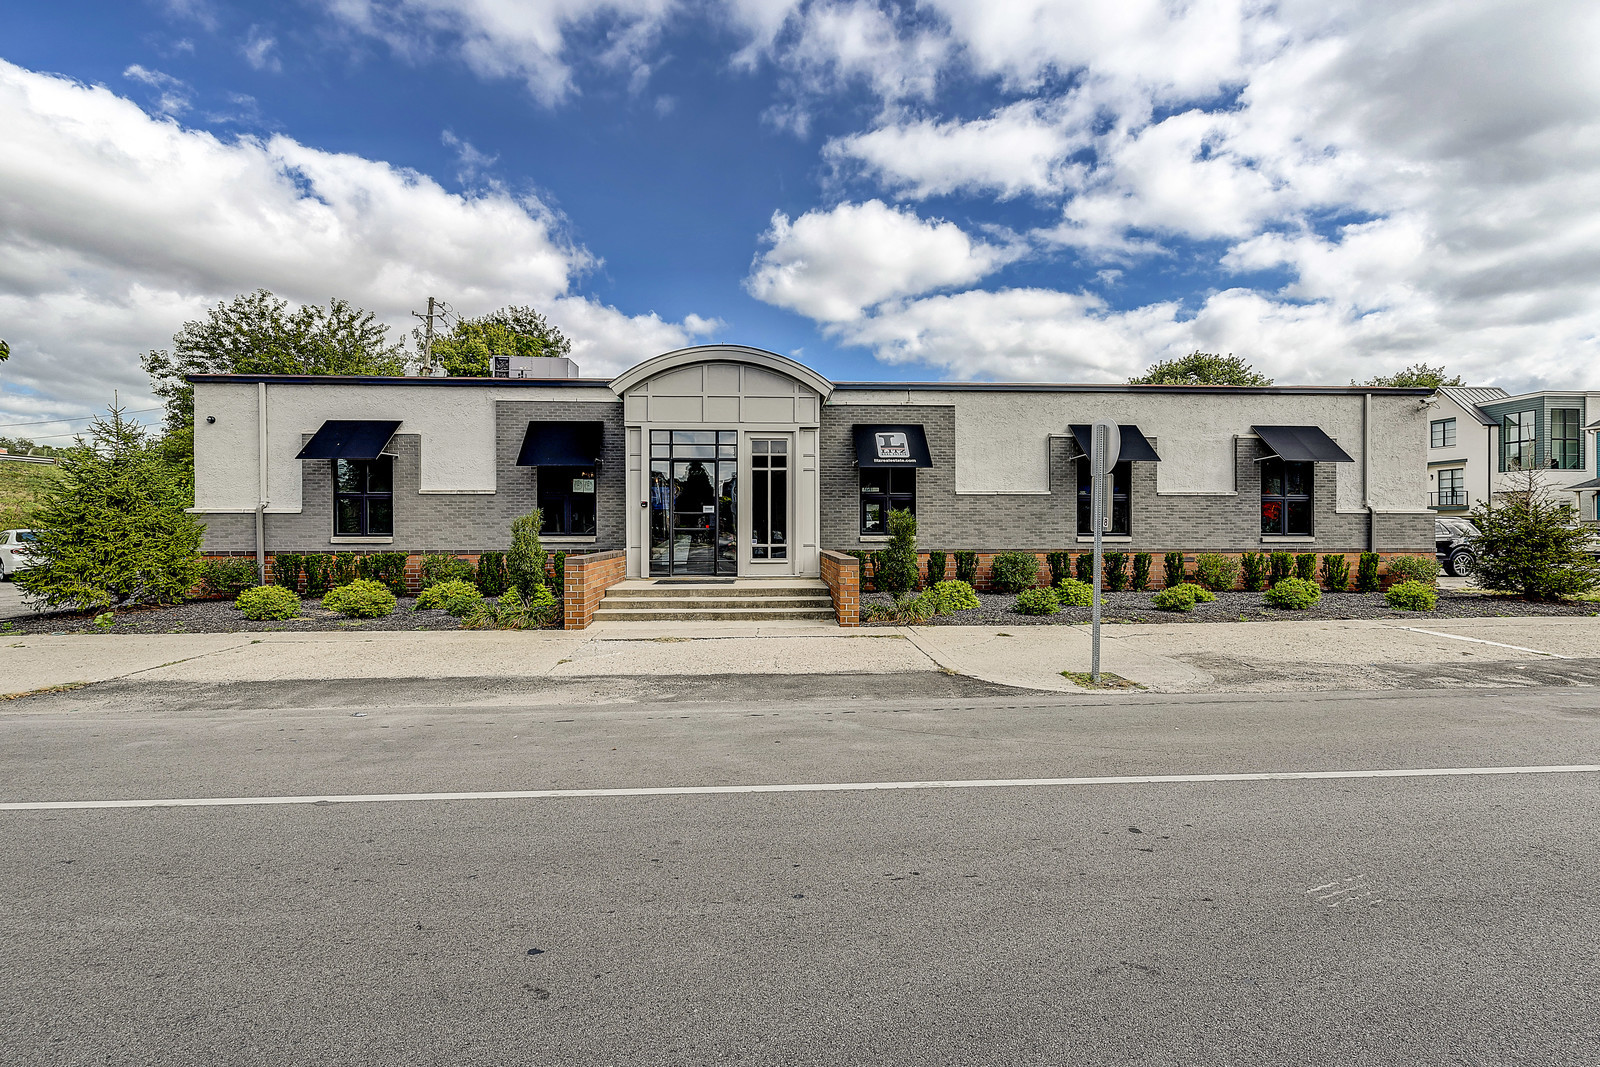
[538,465,598,536]
[860,467,915,535]
[333,457,393,536]
[1076,459,1130,536]
[1261,458,1312,536]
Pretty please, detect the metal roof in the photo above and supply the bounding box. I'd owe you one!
[1437,386,1508,426]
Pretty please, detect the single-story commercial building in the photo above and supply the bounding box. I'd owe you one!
[189,345,1435,620]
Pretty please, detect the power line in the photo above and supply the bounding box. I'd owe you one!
[0,406,162,430]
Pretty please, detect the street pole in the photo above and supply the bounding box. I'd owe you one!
[1090,421,1121,685]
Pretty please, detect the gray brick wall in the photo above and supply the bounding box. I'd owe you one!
[197,400,626,554]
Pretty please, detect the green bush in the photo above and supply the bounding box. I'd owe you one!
[461,586,558,630]
[507,511,546,600]
[330,553,360,587]
[1240,552,1270,591]
[1386,554,1439,585]
[302,554,335,596]
[234,584,301,620]
[925,550,948,585]
[991,552,1042,593]
[1356,552,1382,593]
[475,551,508,596]
[1046,551,1072,587]
[358,551,408,596]
[1102,551,1129,591]
[421,554,475,588]
[1014,587,1061,615]
[1163,551,1186,588]
[201,557,260,598]
[954,551,979,586]
[1182,582,1216,603]
[930,579,979,613]
[1263,576,1321,610]
[1319,553,1351,592]
[876,508,920,594]
[864,590,940,624]
[322,579,397,618]
[868,551,887,592]
[1385,580,1438,611]
[1294,553,1318,582]
[1193,553,1239,592]
[551,550,567,592]
[1268,552,1293,586]
[1075,552,1094,584]
[1131,552,1152,591]
[272,553,304,593]
[1055,577,1094,606]
[415,579,482,614]
[1152,585,1199,612]
[1467,477,1600,599]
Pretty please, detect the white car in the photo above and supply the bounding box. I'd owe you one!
[0,529,38,579]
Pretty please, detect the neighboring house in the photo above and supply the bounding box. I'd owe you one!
[1429,385,1600,523]
[187,344,1435,583]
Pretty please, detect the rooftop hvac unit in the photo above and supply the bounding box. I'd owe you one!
[491,355,580,379]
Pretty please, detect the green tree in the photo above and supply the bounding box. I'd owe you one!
[506,510,547,600]
[1129,351,1273,386]
[1357,363,1464,389]
[876,508,920,594]
[1467,473,1600,600]
[422,306,571,376]
[16,406,204,611]
[0,338,10,361]
[0,436,70,460]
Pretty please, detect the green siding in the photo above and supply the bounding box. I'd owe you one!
[1479,395,1586,472]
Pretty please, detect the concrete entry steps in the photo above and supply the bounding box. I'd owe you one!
[593,578,837,623]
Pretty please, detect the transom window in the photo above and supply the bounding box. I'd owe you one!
[1430,418,1456,448]
[860,467,914,536]
[1502,411,1535,470]
[1261,458,1313,536]
[750,438,789,560]
[1077,459,1131,536]
[333,457,393,536]
[1551,409,1583,470]
[538,466,597,536]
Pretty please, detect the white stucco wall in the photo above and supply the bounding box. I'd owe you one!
[191,380,617,513]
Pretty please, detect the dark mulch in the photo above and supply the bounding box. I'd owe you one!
[862,588,1600,626]
[0,597,471,635]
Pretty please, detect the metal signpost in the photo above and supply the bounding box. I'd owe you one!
[1089,420,1121,684]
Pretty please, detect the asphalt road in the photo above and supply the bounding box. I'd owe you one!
[4,676,1599,1066]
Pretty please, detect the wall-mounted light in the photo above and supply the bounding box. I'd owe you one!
[205,415,217,423]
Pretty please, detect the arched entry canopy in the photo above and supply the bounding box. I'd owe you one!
[609,345,834,401]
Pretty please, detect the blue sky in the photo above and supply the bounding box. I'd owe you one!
[2,0,1599,441]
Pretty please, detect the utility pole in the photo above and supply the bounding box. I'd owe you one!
[411,297,451,376]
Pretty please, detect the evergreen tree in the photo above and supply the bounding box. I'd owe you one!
[506,511,548,600]
[1468,473,1600,600]
[16,407,204,610]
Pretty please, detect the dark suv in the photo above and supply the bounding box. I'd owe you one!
[1435,517,1479,577]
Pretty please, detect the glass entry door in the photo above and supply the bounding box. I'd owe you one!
[649,430,737,576]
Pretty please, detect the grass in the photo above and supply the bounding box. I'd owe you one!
[0,460,63,529]
[2,681,89,701]
[1060,670,1144,690]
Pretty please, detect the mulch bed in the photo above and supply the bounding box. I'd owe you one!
[862,588,1600,626]
[0,597,472,635]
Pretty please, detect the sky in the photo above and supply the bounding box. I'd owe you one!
[3,0,1600,444]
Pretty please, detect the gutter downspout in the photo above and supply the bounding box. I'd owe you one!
[255,381,268,584]
[1363,392,1376,552]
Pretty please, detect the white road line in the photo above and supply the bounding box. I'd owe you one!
[4,764,1599,812]
[1388,626,1571,659]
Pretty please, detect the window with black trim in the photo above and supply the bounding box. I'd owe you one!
[1551,409,1582,470]
[860,467,914,535]
[538,466,598,536]
[1430,418,1455,448]
[1077,459,1130,536]
[1502,411,1535,470]
[1260,458,1313,536]
[333,457,393,536]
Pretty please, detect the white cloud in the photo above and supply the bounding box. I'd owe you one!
[745,200,1020,323]
[122,64,191,116]
[0,59,713,435]
[242,27,283,73]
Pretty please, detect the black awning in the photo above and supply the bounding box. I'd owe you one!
[1068,424,1161,463]
[1252,425,1355,463]
[517,421,604,467]
[295,420,401,460]
[853,424,933,467]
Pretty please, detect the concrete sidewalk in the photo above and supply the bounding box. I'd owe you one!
[3,614,1595,697]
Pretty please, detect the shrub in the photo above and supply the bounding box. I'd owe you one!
[201,557,260,598]
[461,586,559,630]
[873,590,940,624]
[330,553,360,587]
[358,552,408,596]
[1468,475,1600,599]
[1102,551,1129,591]
[415,579,482,614]
[1182,582,1216,603]
[507,511,546,600]
[876,509,920,594]
[234,584,301,620]
[272,553,304,593]
[1385,580,1438,612]
[1319,554,1351,592]
[1131,553,1153,591]
[1386,554,1439,585]
[1240,552,1270,592]
[954,551,979,586]
[1152,585,1199,612]
[868,551,887,592]
[322,578,397,618]
[1263,576,1321,610]
[1356,552,1382,593]
[1294,553,1318,582]
[1014,588,1061,615]
[1075,553,1094,584]
[302,554,335,596]
[930,579,979,613]
[421,554,475,588]
[1055,577,1093,606]
[551,550,567,592]
[925,550,948,585]
[1046,551,1072,587]
[991,551,1042,593]
[1163,551,1186,588]
[1268,552,1293,587]
[475,551,508,597]
[1193,553,1239,592]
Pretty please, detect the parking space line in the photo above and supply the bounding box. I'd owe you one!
[1388,626,1570,659]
